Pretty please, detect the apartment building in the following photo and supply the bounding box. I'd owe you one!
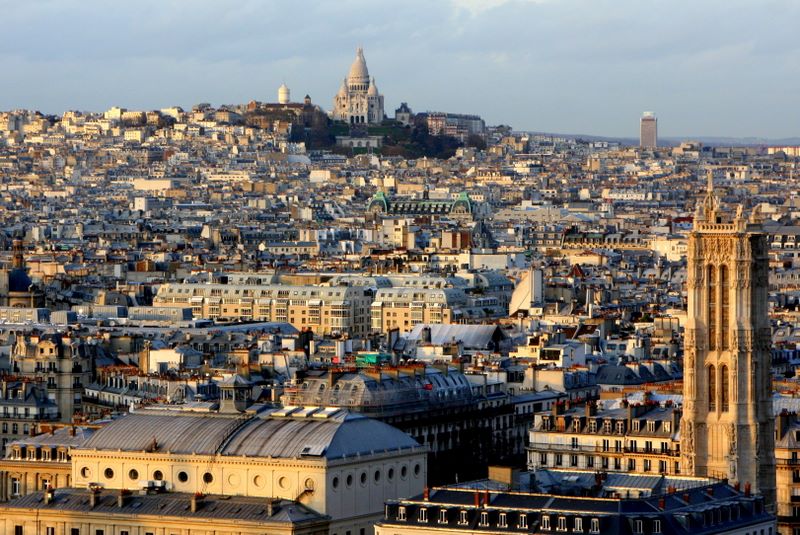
[154,282,374,336]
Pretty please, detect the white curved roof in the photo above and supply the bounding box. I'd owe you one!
[348,47,370,83]
[78,409,419,460]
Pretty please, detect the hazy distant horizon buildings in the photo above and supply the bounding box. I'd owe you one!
[640,111,657,148]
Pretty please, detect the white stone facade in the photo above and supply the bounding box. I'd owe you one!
[332,48,385,125]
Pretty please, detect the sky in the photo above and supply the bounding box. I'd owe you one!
[1,0,798,139]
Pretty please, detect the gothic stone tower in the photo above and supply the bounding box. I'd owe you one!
[681,178,775,507]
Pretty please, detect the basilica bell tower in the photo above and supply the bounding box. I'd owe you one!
[681,177,775,507]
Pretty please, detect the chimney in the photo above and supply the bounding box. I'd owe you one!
[266,498,280,517]
[744,482,751,497]
[734,482,740,492]
[44,488,55,505]
[658,497,665,510]
[117,490,130,508]
[191,493,203,513]
[777,410,791,440]
[682,493,690,504]
[89,489,100,508]
[706,487,713,497]
[483,489,490,507]
[474,491,480,508]
[585,401,597,418]
[423,487,429,501]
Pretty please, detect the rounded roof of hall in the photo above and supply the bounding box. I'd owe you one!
[79,409,420,460]
[347,48,370,83]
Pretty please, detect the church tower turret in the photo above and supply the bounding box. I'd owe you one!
[681,178,775,507]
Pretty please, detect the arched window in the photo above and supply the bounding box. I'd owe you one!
[708,265,717,350]
[720,265,729,350]
[721,365,730,412]
[708,365,716,411]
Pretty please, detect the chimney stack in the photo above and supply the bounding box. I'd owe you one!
[266,498,280,517]
[423,487,429,501]
[744,482,751,497]
[474,491,480,508]
[191,493,203,513]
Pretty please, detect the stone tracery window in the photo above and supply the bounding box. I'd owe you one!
[707,264,717,350]
[708,365,716,411]
[721,364,730,412]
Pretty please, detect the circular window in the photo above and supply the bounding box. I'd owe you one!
[360,472,367,485]
[374,470,381,483]
[346,474,353,487]
[178,471,188,483]
[128,469,139,481]
[203,472,213,484]
[153,470,163,481]
[304,478,315,490]
[278,476,289,489]
[400,465,407,479]
[332,476,339,489]
[80,467,91,479]
[104,468,114,479]
[254,475,264,488]
[414,464,421,477]
[228,474,240,486]
[388,468,395,481]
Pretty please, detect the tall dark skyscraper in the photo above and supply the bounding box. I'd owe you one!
[640,111,657,148]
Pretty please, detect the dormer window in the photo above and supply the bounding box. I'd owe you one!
[615,421,625,434]
[574,517,583,531]
[557,516,568,531]
[418,508,428,523]
[518,514,528,529]
[590,518,600,533]
[459,510,469,525]
[542,515,551,530]
[499,512,508,528]
[647,421,656,433]
[479,511,489,527]
[439,510,448,524]
[397,506,406,521]
[573,419,581,432]
[664,422,672,433]
[634,519,644,534]
[589,420,597,433]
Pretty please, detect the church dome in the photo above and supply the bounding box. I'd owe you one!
[347,47,370,85]
[367,78,379,96]
[277,83,290,104]
[337,78,348,97]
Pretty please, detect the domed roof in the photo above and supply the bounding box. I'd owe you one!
[367,77,379,96]
[8,267,32,293]
[337,78,348,97]
[277,83,290,104]
[347,47,370,84]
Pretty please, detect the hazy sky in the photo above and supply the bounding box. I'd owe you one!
[2,0,798,138]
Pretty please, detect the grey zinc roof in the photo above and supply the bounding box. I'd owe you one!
[78,409,420,460]
[0,489,327,525]
[406,323,504,348]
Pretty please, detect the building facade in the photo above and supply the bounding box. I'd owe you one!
[640,111,657,148]
[154,282,374,336]
[332,48,385,125]
[681,180,776,506]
